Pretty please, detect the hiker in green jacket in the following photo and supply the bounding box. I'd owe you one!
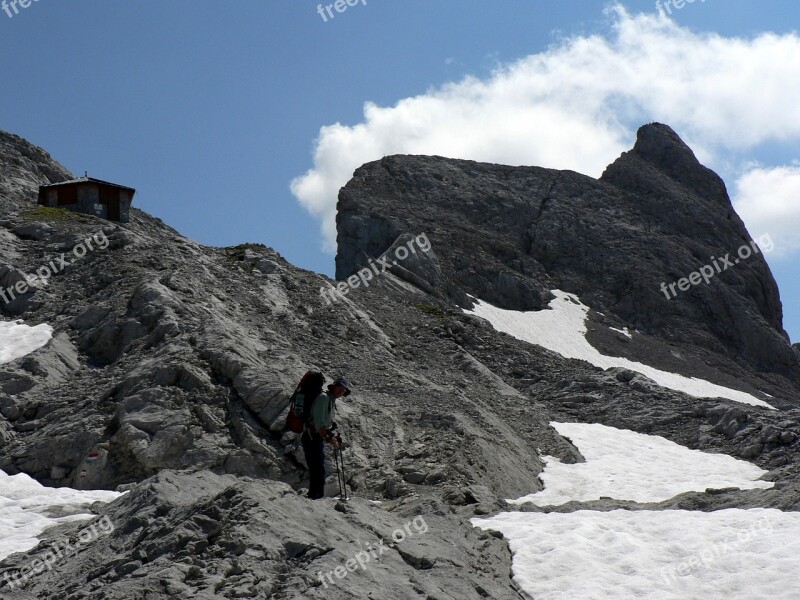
[302,376,352,500]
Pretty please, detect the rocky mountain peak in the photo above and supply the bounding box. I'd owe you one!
[336,125,798,384]
[601,122,729,205]
[630,122,700,169]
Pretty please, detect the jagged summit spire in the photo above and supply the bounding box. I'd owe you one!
[601,122,729,205]
[630,123,701,169]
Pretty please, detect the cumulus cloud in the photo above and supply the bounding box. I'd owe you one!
[733,165,800,257]
[291,4,800,253]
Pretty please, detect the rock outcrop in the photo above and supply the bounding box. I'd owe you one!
[336,123,799,385]
[0,131,71,215]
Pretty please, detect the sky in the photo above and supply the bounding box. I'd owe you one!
[1,0,798,341]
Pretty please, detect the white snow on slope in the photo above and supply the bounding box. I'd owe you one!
[609,326,632,338]
[466,290,774,409]
[472,508,800,600]
[512,422,772,506]
[0,319,125,562]
[0,471,124,561]
[0,320,52,364]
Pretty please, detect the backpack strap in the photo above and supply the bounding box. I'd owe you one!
[304,391,319,432]
[288,384,301,409]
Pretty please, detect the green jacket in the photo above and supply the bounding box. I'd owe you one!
[308,390,335,431]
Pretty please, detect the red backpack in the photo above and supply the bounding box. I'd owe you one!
[284,371,325,433]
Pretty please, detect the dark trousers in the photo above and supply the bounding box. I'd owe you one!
[302,430,325,499]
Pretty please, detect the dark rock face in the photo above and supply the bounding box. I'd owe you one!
[336,123,798,382]
[599,124,791,375]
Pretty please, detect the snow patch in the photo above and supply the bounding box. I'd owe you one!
[466,290,774,409]
[0,471,125,561]
[0,320,52,364]
[512,422,772,506]
[609,326,632,338]
[473,508,799,600]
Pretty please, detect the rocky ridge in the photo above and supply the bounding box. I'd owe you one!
[0,126,798,599]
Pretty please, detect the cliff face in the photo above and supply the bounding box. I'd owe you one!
[336,123,798,383]
[2,129,800,599]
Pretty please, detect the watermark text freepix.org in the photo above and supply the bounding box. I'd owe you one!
[2,0,41,19]
[317,515,429,588]
[3,515,115,590]
[660,234,773,300]
[660,514,773,585]
[317,0,366,23]
[656,0,706,17]
[0,229,109,305]
[320,233,431,305]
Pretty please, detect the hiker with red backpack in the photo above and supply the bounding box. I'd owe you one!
[286,373,352,500]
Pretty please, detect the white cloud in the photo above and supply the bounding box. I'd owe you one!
[733,165,800,257]
[291,4,800,253]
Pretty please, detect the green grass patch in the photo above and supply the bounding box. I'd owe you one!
[19,206,93,224]
[414,303,446,316]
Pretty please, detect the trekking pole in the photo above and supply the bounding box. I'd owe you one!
[334,447,345,499]
[337,437,349,501]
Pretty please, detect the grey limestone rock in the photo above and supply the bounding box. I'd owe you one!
[1,127,799,598]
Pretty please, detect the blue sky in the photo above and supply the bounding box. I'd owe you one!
[1,0,798,341]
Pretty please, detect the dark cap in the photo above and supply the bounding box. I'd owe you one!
[333,376,352,396]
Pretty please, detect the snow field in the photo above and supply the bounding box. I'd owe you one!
[0,469,124,561]
[512,422,772,506]
[473,508,800,600]
[466,291,790,598]
[466,290,774,408]
[474,423,787,599]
